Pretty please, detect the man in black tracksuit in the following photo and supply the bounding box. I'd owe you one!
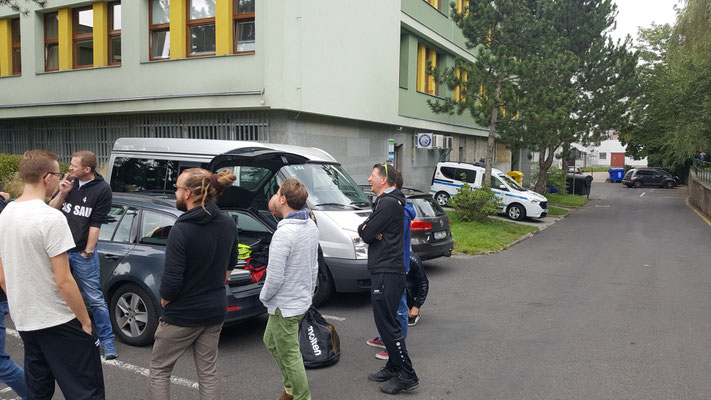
[359,163,419,395]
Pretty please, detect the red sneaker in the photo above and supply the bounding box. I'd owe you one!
[366,337,386,349]
[375,350,389,360]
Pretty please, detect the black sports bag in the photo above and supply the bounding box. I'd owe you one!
[298,306,340,368]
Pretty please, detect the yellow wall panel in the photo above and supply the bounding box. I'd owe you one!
[416,43,426,92]
[216,0,234,56]
[169,0,186,59]
[0,19,11,77]
[454,68,460,101]
[93,2,108,67]
[58,8,72,70]
[427,49,436,95]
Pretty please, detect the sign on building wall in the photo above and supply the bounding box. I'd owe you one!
[387,138,395,163]
[416,133,433,149]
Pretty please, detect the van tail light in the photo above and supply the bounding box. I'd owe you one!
[431,170,436,186]
[410,220,433,231]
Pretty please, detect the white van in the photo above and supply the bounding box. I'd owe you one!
[430,161,548,220]
[106,138,373,305]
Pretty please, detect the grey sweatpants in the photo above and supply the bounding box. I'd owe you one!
[148,320,223,400]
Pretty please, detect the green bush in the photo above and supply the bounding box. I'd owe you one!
[0,154,22,185]
[448,180,503,222]
[530,166,566,193]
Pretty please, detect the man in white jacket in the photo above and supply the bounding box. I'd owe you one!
[261,178,319,400]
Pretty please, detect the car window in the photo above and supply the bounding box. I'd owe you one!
[223,210,271,234]
[411,197,446,217]
[218,166,271,191]
[491,176,505,189]
[140,211,176,246]
[439,167,457,180]
[99,206,126,241]
[455,168,477,184]
[114,208,138,243]
[110,157,184,193]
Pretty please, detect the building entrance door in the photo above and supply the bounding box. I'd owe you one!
[611,153,625,167]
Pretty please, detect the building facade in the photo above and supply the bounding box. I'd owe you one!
[0,0,508,190]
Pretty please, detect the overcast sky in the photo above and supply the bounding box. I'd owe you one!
[609,0,681,44]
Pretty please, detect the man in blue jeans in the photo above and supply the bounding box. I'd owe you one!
[50,151,117,359]
[0,192,27,399]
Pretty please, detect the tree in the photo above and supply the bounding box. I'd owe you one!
[428,0,541,186]
[0,0,46,14]
[499,0,637,193]
[619,0,711,167]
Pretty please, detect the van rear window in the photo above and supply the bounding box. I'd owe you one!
[111,158,177,193]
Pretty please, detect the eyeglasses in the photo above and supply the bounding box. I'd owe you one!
[44,172,63,179]
[173,184,189,193]
[381,163,389,179]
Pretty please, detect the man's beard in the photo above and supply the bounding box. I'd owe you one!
[176,197,188,212]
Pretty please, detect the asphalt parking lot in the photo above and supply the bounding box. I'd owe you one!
[3,182,711,399]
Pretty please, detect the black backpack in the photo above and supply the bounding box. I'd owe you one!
[298,307,340,368]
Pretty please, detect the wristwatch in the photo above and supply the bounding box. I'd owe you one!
[83,251,94,259]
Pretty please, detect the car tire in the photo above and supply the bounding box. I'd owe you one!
[664,181,676,189]
[109,283,160,347]
[633,180,643,188]
[312,266,334,307]
[506,203,526,221]
[435,192,450,207]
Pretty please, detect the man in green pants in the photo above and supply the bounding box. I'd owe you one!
[261,179,320,400]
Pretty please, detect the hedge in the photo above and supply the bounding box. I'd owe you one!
[0,154,22,186]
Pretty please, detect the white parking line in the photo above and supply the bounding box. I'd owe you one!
[5,328,199,390]
[640,192,646,197]
[321,315,346,321]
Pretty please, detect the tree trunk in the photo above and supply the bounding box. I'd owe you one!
[484,82,502,187]
[533,145,556,194]
[560,143,570,176]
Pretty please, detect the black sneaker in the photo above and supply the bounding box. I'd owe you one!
[408,314,420,327]
[368,367,398,382]
[380,376,420,394]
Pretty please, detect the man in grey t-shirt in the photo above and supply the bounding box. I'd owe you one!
[0,150,104,399]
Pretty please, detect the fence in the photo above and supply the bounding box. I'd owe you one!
[692,158,711,184]
[0,111,269,168]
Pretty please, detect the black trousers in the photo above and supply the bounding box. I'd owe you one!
[19,318,105,400]
[371,273,417,378]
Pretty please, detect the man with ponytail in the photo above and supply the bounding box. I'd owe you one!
[148,168,239,400]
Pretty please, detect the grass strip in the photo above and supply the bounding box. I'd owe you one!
[447,212,537,255]
[547,206,568,216]
[545,193,588,208]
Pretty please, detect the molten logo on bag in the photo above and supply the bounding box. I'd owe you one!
[307,325,321,356]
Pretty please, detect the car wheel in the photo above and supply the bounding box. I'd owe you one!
[664,181,676,189]
[435,192,450,207]
[110,283,159,347]
[312,267,334,307]
[506,203,526,221]
[633,180,643,188]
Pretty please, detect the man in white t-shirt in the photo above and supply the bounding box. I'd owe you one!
[0,150,105,399]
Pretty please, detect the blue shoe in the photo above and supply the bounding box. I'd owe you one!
[102,341,118,360]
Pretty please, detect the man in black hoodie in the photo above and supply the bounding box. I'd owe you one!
[359,163,419,395]
[49,150,117,359]
[148,168,238,400]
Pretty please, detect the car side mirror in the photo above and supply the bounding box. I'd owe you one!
[499,185,507,191]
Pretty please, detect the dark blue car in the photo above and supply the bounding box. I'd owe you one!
[97,193,270,346]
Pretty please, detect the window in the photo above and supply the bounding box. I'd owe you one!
[416,43,439,95]
[411,197,446,218]
[439,166,457,180]
[456,168,477,184]
[73,7,93,68]
[10,18,20,75]
[150,0,170,59]
[44,12,59,71]
[114,208,138,243]
[108,2,121,65]
[140,211,176,246]
[424,0,441,11]
[99,206,127,241]
[599,152,607,160]
[234,0,255,53]
[188,0,216,56]
[454,67,468,102]
[455,0,469,14]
